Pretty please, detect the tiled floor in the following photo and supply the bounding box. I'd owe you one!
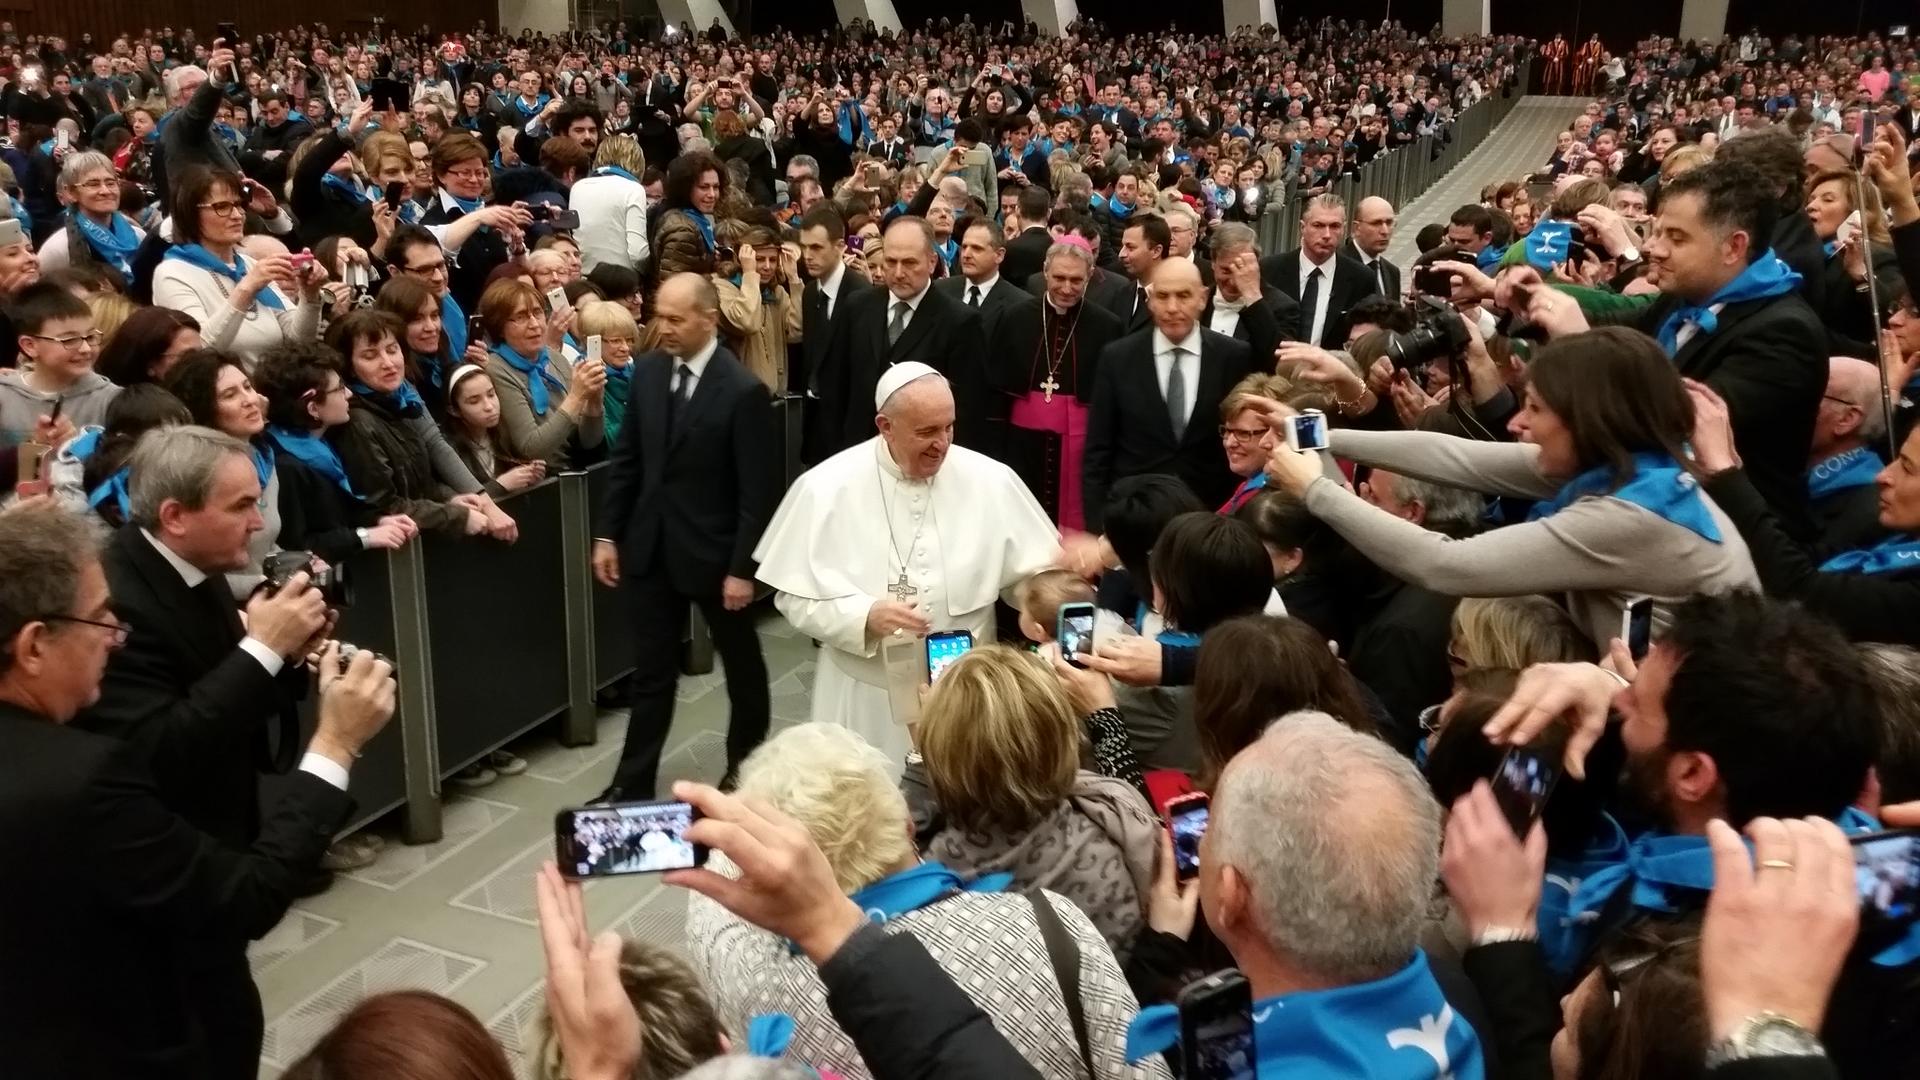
[249,97,1582,1080]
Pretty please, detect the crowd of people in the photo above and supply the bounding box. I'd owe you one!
[0,12,1918,1080]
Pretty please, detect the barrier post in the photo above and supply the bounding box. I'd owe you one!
[557,471,599,747]
[384,540,443,844]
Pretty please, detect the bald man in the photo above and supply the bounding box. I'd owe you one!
[1082,258,1258,527]
[815,215,990,454]
[1343,196,1402,298]
[592,272,780,801]
[1806,356,1890,552]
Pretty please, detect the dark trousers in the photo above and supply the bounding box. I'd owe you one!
[185,948,264,1080]
[612,564,770,795]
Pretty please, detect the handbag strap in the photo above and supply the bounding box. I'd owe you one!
[1026,891,1094,1078]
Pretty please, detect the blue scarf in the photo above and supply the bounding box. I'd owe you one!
[442,188,484,216]
[594,164,640,184]
[1475,244,1508,271]
[847,862,1011,926]
[685,208,717,253]
[1655,252,1803,355]
[494,343,567,417]
[1542,808,1919,974]
[164,244,286,310]
[1819,534,1920,576]
[1521,219,1574,270]
[1107,197,1136,221]
[87,467,131,518]
[1126,952,1486,1079]
[1807,446,1881,500]
[836,100,874,146]
[64,428,102,462]
[267,424,358,499]
[349,378,426,417]
[510,92,552,122]
[440,293,467,359]
[249,441,274,489]
[323,171,370,205]
[72,210,140,282]
[935,237,957,270]
[1527,451,1721,543]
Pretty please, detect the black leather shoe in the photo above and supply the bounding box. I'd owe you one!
[590,786,639,805]
[717,767,739,793]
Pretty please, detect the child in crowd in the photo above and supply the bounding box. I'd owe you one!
[0,280,119,434]
[1017,567,1096,645]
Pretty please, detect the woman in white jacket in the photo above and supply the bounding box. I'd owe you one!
[151,165,324,362]
[569,134,650,274]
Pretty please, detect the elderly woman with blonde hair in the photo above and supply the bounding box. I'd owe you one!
[685,721,1168,1080]
[912,646,1162,959]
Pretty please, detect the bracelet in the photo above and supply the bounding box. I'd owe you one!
[1471,926,1538,946]
[1336,388,1370,414]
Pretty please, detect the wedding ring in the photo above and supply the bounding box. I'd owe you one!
[1758,859,1795,870]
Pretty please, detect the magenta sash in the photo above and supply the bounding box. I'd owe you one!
[1009,391,1089,531]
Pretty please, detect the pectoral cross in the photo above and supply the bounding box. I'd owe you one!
[887,573,919,603]
[1039,374,1059,402]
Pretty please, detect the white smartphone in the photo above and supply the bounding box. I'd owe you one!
[546,286,569,313]
[1285,408,1330,452]
[55,128,69,150]
[1836,209,1862,248]
[586,334,603,362]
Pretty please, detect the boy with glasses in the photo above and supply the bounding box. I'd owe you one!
[0,280,117,434]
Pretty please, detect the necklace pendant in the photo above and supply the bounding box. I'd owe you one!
[887,572,919,603]
[1040,374,1059,402]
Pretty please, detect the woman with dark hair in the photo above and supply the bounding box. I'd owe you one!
[1261,327,1759,647]
[94,306,202,386]
[711,109,776,207]
[477,278,605,467]
[1147,512,1274,645]
[58,383,190,527]
[651,149,730,279]
[282,990,515,1080]
[1190,615,1377,790]
[151,166,326,360]
[454,84,490,133]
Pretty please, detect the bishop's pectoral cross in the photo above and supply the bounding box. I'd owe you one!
[1039,374,1060,402]
[887,573,919,603]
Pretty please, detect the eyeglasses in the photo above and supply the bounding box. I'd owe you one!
[73,177,118,192]
[443,167,488,182]
[28,330,102,349]
[40,612,131,646]
[1217,425,1267,444]
[402,260,449,276]
[198,200,247,217]
[1822,394,1863,410]
[1598,935,1701,1007]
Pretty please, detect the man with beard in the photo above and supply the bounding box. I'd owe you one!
[985,237,1122,530]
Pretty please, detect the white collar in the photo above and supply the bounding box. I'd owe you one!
[819,259,847,297]
[964,272,999,294]
[139,528,209,588]
[1302,250,1335,276]
[890,280,932,312]
[873,434,930,485]
[676,335,719,377]
[1152,326,1203,355]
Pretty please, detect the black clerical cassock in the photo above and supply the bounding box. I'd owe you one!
[985,291,1123,530]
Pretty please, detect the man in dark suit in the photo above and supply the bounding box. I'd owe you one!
[1345,195,1403,299]
[1108,213,1172,334]
[1163,203,1215,288]
[817,215,990,452]
[0,507,395,1080]
[1000,185,1056,285]
[1084,258,1258,529]
[593,273,780,800]
[936,217,1037,338]
[1024,215,1132,313]
[1262,194,1382,348]
[69,426,357,1080]
[1203,222,1300,368]
[796,206,874,462]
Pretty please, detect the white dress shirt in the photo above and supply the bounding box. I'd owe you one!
[817,259,848,320]
[1151,326,1202,427]
[888,280,933,333]
[138,529,350,790]
[671,335,721,396]
[1298,253,1336,345]
[1670,302,1727,352]
[963,272,1000,306]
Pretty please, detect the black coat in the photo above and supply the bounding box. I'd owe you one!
[1082,327,1258,529]
[817,283,990,452]
[1344,237,1403,298]
[1001,225,1053,285]
[799,266,875,398]
[421,194,513,316]
[935,273,1036,342]
[597,344,779,585]
[1259,248,1384,348]
[0,700,350,1080]
[272,449,381,562]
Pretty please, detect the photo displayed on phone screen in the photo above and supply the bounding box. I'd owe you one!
[1057,602,1095,669]
[1179,971,1255,1080]
[1167,793,1209,882]
[1491,746,1559,836]
[556,800,705,878]
[1852,831,1920,941]
[925,630,974,683]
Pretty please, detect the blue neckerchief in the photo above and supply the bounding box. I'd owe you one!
[836,99,874,146]
[323,172,370,204]
[71,210,139,282]
[1655,251,1803,355]
[1126,952,1486,1079]
[604,361,631,384]
[164,244,286,310]
[249,440,274,489]
[1822,239,1839,258]
[1808,446,1881,500]
[846,862,1010,927]
[87,467,131,517]
[212,123,240,150]
[440,293,467,359]
[369,186,421,225]
[1527,451,1721,543]
[64,427,103,462]
[286,109,308,125]
[442,188,484,215]
[511,92,552,122]
[743,1014,825,1078]
[494,343,567,417]
[685,208,717,253]
[1108,198,1135,221]
[1820,534,1920,575]
[728,272,775,303]
[1157,629,1201,646]
[1223,471,1269,513]
[594,164,639,183]
[935,237,957,270]
[1475,245,1507,271]
[349,378,426,417]
[36,137,54,156]
[1522,219,1574,270]
[267,424,359,500]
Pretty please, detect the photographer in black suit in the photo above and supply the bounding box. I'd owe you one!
[593,273,780,800]
[73,424,342,1079]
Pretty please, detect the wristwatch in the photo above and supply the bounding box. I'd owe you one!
[1471,926,1538,947]
[356,527,371,548]
[1703,1013,1825,1067]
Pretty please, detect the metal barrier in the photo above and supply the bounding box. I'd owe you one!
[1257,60,1532,253]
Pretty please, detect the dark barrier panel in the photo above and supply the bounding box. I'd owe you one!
[586,463,639,695]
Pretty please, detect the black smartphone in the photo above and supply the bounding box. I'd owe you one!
[556,799,707,879]
[1412,264,1452,297]
[1166,792,1209,883]
[1491,745,1560,837]
[1621,596,1655,662]
[1057,601,1095,669]
[925,629,974,683]
[1177,970,1256,1080]
[543,208,581,230]
[1851,830,1920,946]
[466,314,486,346]
[384,184,407,211]
[846,234,865,253]
[371,77,411,113]
[216,21,239,46]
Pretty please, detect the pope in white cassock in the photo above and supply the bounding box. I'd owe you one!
[754,361,1061,768]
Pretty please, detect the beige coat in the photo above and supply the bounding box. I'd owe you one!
[713,276,802,393]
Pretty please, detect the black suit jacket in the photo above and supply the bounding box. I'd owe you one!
[1201,285,1300,369]
[1082,327,1258,529]
[76,528,303,851]
[818,283,990,452]
[1259,249,1383,347]
[421,196,512,316]
[1001,226,1053,285]
[935,273,1036,341]
[799,266,874,398]
[1343,238,1402,298]
[0,702,351,1079]
[599,345,779,585]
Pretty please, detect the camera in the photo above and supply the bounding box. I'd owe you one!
[1383,295,1471,370]
[331,641,392,674]
[263,549,351,607]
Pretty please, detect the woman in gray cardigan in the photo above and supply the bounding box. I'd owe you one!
[1261,327,1758,649]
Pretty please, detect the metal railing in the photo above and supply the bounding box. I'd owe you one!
[1257,60,1532,255]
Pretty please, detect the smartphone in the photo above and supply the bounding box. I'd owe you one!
[586,334,603,362]
[546,286,569,313]
[216,22,239,46]
[1165,792,1209,883]
[371,77,410,113]
[289,251,315,271]
[1057,601,1096,669]
[55,128,68,150]
[1491,745,1560,837]
[15,437,49,493]
[846,234,865,253]
[467,314,486,345]
[1851,830,1920,943]
[925,629,974,683]
[1621,596,1654,662]
[1285,408,1329,452]
[1177,970,1256,1080]
[1835,209,1862,248]
[384,184,407,211]
[555,799,706,879]
[1412,264,1452,296]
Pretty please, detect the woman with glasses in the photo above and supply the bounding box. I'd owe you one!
[37,151,145,287]
[477,279,606,468]
[419,133,535,313]
[151,166,327,362]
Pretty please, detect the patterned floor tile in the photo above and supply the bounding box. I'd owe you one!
[343,795,518,891]
[259,938,486,1067]
[247,908,342,977]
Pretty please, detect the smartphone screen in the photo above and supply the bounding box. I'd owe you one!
[925,630,973,683]
[1622,597,1654,662]
[1287,410,1329,452]
[556,800,706,879]
[1491,745,1559,837]
[1167,793,1210,883]
[1853,830,1919,933]
[1057,602,1095,669]
[1178,970,1255,1080]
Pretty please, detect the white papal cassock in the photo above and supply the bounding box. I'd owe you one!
[753,436,1060,770]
